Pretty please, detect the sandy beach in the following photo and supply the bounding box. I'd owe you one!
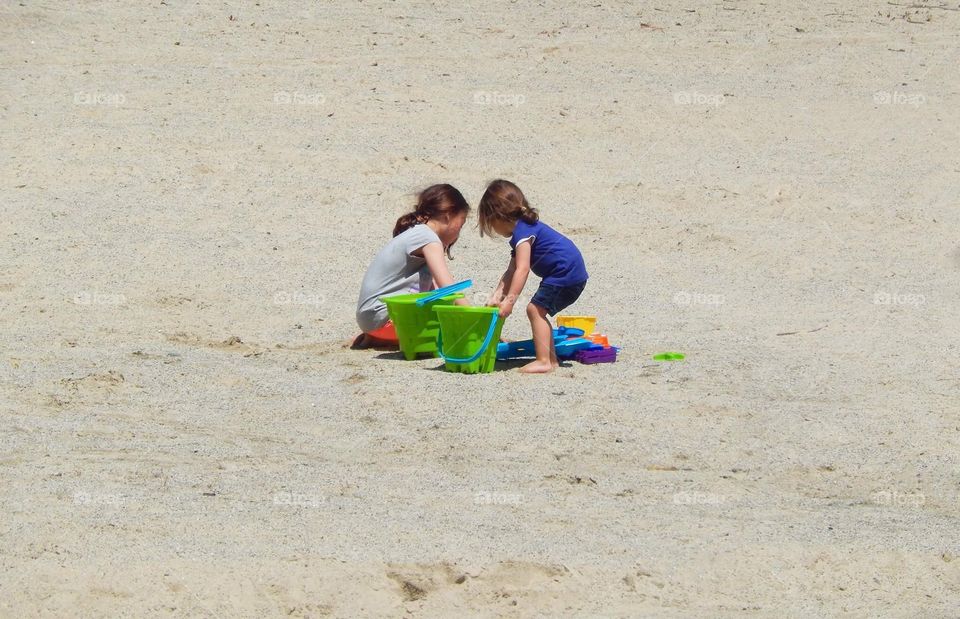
[2,0,959,616]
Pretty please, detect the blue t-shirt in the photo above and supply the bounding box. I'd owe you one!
[510,220,588,287]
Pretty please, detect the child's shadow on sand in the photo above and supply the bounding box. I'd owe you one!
[373,352,570,372]
[425,358,567,372]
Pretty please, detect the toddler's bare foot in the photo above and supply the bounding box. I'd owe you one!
[520,360,555,374]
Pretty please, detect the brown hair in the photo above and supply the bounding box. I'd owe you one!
[393,184,470,257]
[477,179,539,237]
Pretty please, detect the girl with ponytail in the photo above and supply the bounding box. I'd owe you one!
[353,184,470,348]
[478,179,588,373]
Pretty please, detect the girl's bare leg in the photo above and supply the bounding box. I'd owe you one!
[520,303,555,373]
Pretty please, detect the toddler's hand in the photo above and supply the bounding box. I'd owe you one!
[497,299,514,318]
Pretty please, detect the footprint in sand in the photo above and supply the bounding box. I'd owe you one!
[46,370,128,407]
[166,333,264,357]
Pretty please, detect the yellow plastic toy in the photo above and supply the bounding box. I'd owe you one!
[556,315,597,334]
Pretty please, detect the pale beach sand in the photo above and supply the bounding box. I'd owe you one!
[1,1,959,616]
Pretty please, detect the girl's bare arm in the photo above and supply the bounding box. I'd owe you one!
[489,256,517,305]
[497,242,531,318]
[421,242,468,305]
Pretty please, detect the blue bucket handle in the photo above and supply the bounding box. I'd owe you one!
[436,310,500,365]
[415,280,472,307]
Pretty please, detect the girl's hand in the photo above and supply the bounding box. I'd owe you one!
[498,299,514,318]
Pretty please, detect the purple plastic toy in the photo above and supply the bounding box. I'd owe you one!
[573,347,618,364]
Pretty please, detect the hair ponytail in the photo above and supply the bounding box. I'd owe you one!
[519,202,539,224]
[392,211,428,237]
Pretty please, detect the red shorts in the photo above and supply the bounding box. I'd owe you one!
[365,320,398,344]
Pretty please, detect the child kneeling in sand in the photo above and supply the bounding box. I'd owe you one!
[479,180,588,373]
[353,184,470,348]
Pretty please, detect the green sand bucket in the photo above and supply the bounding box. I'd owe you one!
[381,291,465,360]
[432,306,504,374]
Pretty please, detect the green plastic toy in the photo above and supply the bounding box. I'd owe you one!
[382,291,465,360]
[653,352,685,361]
[432,305,505,374]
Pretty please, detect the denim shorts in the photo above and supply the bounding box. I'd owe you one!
[530,281,587,316]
